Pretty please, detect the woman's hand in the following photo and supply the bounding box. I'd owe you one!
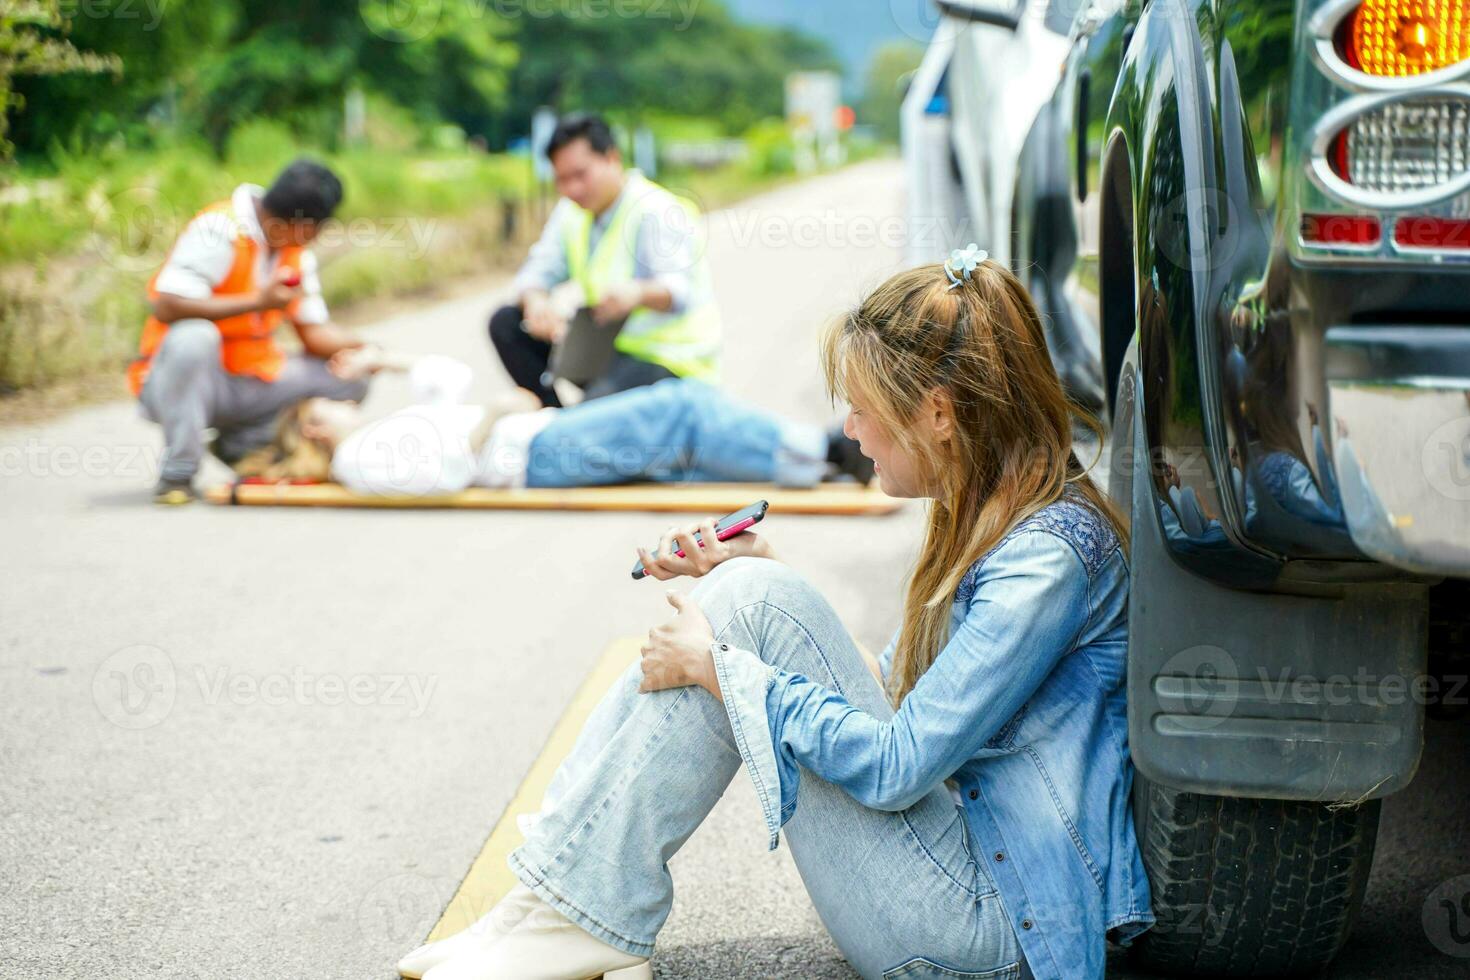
[636,517,776,581]
[639,591,721,700]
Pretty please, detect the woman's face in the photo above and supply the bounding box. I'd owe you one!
[298,398,363,449]
[842,384,952,499]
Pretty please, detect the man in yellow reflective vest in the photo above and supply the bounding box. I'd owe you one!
[488,113,722,406]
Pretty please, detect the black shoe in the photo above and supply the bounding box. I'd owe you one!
[153,476,197,505]
[825,426,875,484]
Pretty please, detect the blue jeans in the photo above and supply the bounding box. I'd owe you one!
[523,379,829,489]
[507,558,1026,980]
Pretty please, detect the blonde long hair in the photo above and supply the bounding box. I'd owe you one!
[821,262,1128,704]
[233,401,334,482]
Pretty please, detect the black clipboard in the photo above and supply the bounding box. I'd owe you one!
[548,307,627,387]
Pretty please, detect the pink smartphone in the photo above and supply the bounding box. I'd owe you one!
[631,499,769,580]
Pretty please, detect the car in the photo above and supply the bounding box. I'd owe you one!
[904,0,1109,409]
[937,0,1470,973]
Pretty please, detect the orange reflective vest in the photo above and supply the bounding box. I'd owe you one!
[128,200,303,396]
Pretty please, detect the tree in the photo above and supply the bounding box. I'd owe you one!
[10,0,516,157]
[187,0,515,152]
[0,0,118,160]
[860,39,924,144]
[4,0,832,158]
[495,0,839,147]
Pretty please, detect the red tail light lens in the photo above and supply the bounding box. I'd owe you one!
[1302,213,1383,244]
[1393,215,1470,246]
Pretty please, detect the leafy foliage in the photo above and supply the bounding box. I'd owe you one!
[5,0,836,160]
[0,0,119,158]
[860,40,923,144]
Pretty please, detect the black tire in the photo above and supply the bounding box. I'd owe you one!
[1129,774,1380,977]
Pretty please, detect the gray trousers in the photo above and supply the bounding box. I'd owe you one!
[138,319,370,481]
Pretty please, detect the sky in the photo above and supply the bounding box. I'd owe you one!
[725,0,933,85]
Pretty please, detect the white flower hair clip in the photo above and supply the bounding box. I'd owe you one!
[944,243,988,290]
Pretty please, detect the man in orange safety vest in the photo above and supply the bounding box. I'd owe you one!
[132,159,378,504]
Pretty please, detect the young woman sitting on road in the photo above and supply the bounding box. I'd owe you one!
[396,250,1154,980]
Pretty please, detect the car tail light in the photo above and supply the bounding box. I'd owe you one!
[1327,95,1470,191]
[1300,2,1470,259]
[1393,214,1470,245]
[1302,213,1383,243]
[1337,0,1470,77]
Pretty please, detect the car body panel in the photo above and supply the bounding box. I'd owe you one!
[1055,0,1470,582]
[947,6,1073,267]
[1111,347,1428,800]
[1027,0,1467,798]
[904,1,1074,266]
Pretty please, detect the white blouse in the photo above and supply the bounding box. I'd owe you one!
[330,356,557,495]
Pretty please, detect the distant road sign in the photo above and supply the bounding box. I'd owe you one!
[531,107,557,183]
[785,72,841,138]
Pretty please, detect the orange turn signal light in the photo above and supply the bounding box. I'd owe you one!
[1339,0,1469,76]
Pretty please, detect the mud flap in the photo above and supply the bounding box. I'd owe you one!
[1117,368,1428,801]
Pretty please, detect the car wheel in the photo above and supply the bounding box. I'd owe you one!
[1129,772,1381,976]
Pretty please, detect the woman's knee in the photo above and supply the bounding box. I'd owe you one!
[695,556,797,600]
[693,558,828,636]
[629,376,694,415]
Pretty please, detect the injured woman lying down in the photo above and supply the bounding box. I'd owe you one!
[234,350,874,495]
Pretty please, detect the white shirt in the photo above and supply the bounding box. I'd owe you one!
[330,356,558,495]
[154,183,330,326]
[511,172,698,314]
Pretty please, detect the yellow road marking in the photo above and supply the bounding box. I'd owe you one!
[426,636,642,941]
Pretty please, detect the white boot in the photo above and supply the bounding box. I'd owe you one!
[397,885,540,978]
[421,888,651,980]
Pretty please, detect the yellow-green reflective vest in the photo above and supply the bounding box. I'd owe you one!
[562,174,721,382]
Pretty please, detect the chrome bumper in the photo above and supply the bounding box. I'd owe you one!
[1326,326,1470,576]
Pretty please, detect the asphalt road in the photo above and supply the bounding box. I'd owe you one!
[2,159,1467,979]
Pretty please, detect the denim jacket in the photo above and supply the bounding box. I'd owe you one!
[715,488,1154,979]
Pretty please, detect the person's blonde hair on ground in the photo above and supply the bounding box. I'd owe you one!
[233,401,334,483]
[821,261,1128,705]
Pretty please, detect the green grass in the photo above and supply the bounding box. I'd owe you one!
[0,120,874,396]
[0,126,533,267]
